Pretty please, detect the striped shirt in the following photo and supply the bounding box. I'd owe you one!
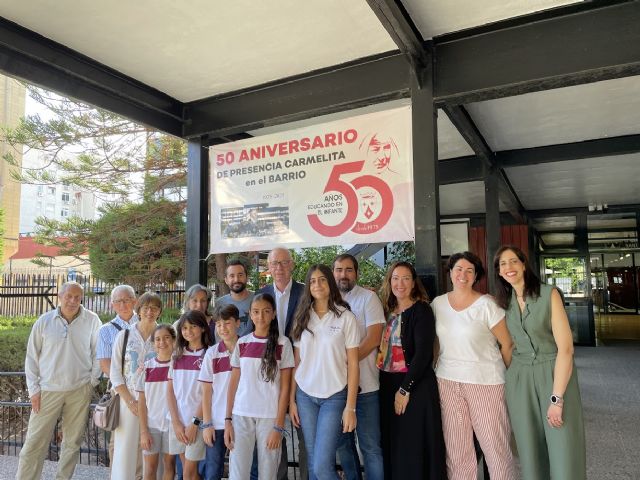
[230,333,294,419]
[198,342,233,429]
[136,357,171,431]
[168,348,206,425]
[96,314,138,362]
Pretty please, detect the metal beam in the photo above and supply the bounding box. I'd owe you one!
[183,53,411,139]
[186,139,209,288]
[434,1,640,105]
[0,17,183,136]
[497,134,640,168]
[437,156,485,185]
[364,0,428,70]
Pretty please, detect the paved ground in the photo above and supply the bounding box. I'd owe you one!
[1,342,639,479]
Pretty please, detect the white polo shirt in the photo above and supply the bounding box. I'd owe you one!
[432,294,506,385]
[343,285,385,394]
[168,348,206,425]
[294,307,359,399]
[136,356,171,431]
[198,341,234,429]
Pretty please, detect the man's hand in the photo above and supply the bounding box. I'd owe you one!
[31,392,41,414]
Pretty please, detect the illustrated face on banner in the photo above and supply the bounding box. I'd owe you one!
[364,134,398,174]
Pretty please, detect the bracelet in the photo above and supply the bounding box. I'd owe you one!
[273,425,286,435]
[345,407,356,412]
[224,417,233,422]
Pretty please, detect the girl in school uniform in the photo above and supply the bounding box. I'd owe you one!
[137,324,177,480]
[167,310,214,480]
[224,293,294,480]
[198,304,241,480]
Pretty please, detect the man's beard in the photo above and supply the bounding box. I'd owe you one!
[338,279,355,293]
[230,283,247,293]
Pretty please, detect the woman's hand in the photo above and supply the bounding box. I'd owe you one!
[224,421,235,451]
[266,429,283,450]
[394,390,409,415]
[290,401,300,428]
[342,408,357,433]
[203,426,215,447]
[126,397,138,417]
[173,421,188,444]
[140,430,152,450]
[546,403,564,428]
[184,423,198,444]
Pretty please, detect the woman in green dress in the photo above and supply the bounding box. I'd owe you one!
[493,246,586,480]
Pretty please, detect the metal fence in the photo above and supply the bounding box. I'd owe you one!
[0,373,109,467]
[0,273,191,317]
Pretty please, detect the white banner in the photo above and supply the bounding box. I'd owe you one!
[209,106,414,254]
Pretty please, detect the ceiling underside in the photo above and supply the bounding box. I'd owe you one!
[0,0,639,240]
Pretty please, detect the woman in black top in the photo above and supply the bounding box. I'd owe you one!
[377,261,446,479]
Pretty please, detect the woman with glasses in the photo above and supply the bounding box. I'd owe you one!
[110,292,164,480]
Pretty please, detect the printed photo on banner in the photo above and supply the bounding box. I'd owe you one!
[209,105,415,254]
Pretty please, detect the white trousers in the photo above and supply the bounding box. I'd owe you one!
[112,394,143,480]
[229,415,281,480]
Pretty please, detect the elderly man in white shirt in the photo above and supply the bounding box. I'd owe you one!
[17,281,102,480]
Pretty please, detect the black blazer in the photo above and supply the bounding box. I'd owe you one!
[257,281,305,338]
[398,301,437,393]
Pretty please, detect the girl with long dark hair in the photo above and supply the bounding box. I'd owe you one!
[377,261,446,479]
[494,246,585,480]
[224,294,294,479]
[289,264,360,480]
[167,310,213,480]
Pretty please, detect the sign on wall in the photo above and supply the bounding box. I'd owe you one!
[209,106,414,254]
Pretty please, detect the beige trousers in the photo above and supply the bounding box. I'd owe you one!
[16,383,93,480]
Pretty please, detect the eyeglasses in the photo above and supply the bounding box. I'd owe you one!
[269,260,291,269]
[112,298,134,305]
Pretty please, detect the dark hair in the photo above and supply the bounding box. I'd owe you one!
[213,303,240,322]
[492,245,541,309]
[333,253,359,274]
[175,310,213,359]
[291,264,351,341]
[225,258,249,277]
[153,324,176,341]
[250,294,279,383]
[134,292,163,315]
[380,261,429,315]
[447,251,485,285]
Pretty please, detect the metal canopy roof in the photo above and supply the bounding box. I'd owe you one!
[1,0,639,243]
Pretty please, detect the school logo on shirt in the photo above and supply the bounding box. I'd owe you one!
[328,325,342,335]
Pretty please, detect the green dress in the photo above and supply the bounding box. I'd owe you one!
[505,284,586,480]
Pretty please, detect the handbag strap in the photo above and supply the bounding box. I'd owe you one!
[121,328,130,376]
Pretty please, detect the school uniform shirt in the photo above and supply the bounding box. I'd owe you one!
[342,285,385,394]
[168,348,206,426]
[432,293,506,385]
[198,342,233,430]
[294,307,359,398]
[230,333,294,419]
[136,356,171,431]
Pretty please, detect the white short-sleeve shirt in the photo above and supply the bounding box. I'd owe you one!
[167,348,206,425]
[432,294,506,385]
[294,307,360,398]
[198,342,233,430]
[230,333,294,419]
[136,357,171,431]
[343,285,385,394]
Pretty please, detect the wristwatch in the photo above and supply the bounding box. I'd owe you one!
[191,416,202,426]
[398,387,409,397]
[550,394,564,406]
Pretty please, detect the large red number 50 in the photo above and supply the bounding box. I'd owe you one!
[307,161,393,237]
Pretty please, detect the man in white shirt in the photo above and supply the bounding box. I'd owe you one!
[333,254,385,480]
[17,281,102,480]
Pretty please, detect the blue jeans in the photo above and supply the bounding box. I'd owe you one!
[296,387,346,480]
[198,429,225,480]
[336,391,384,480]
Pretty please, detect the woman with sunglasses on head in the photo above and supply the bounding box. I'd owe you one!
[377,261,446,479]
[494,245,585,480]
